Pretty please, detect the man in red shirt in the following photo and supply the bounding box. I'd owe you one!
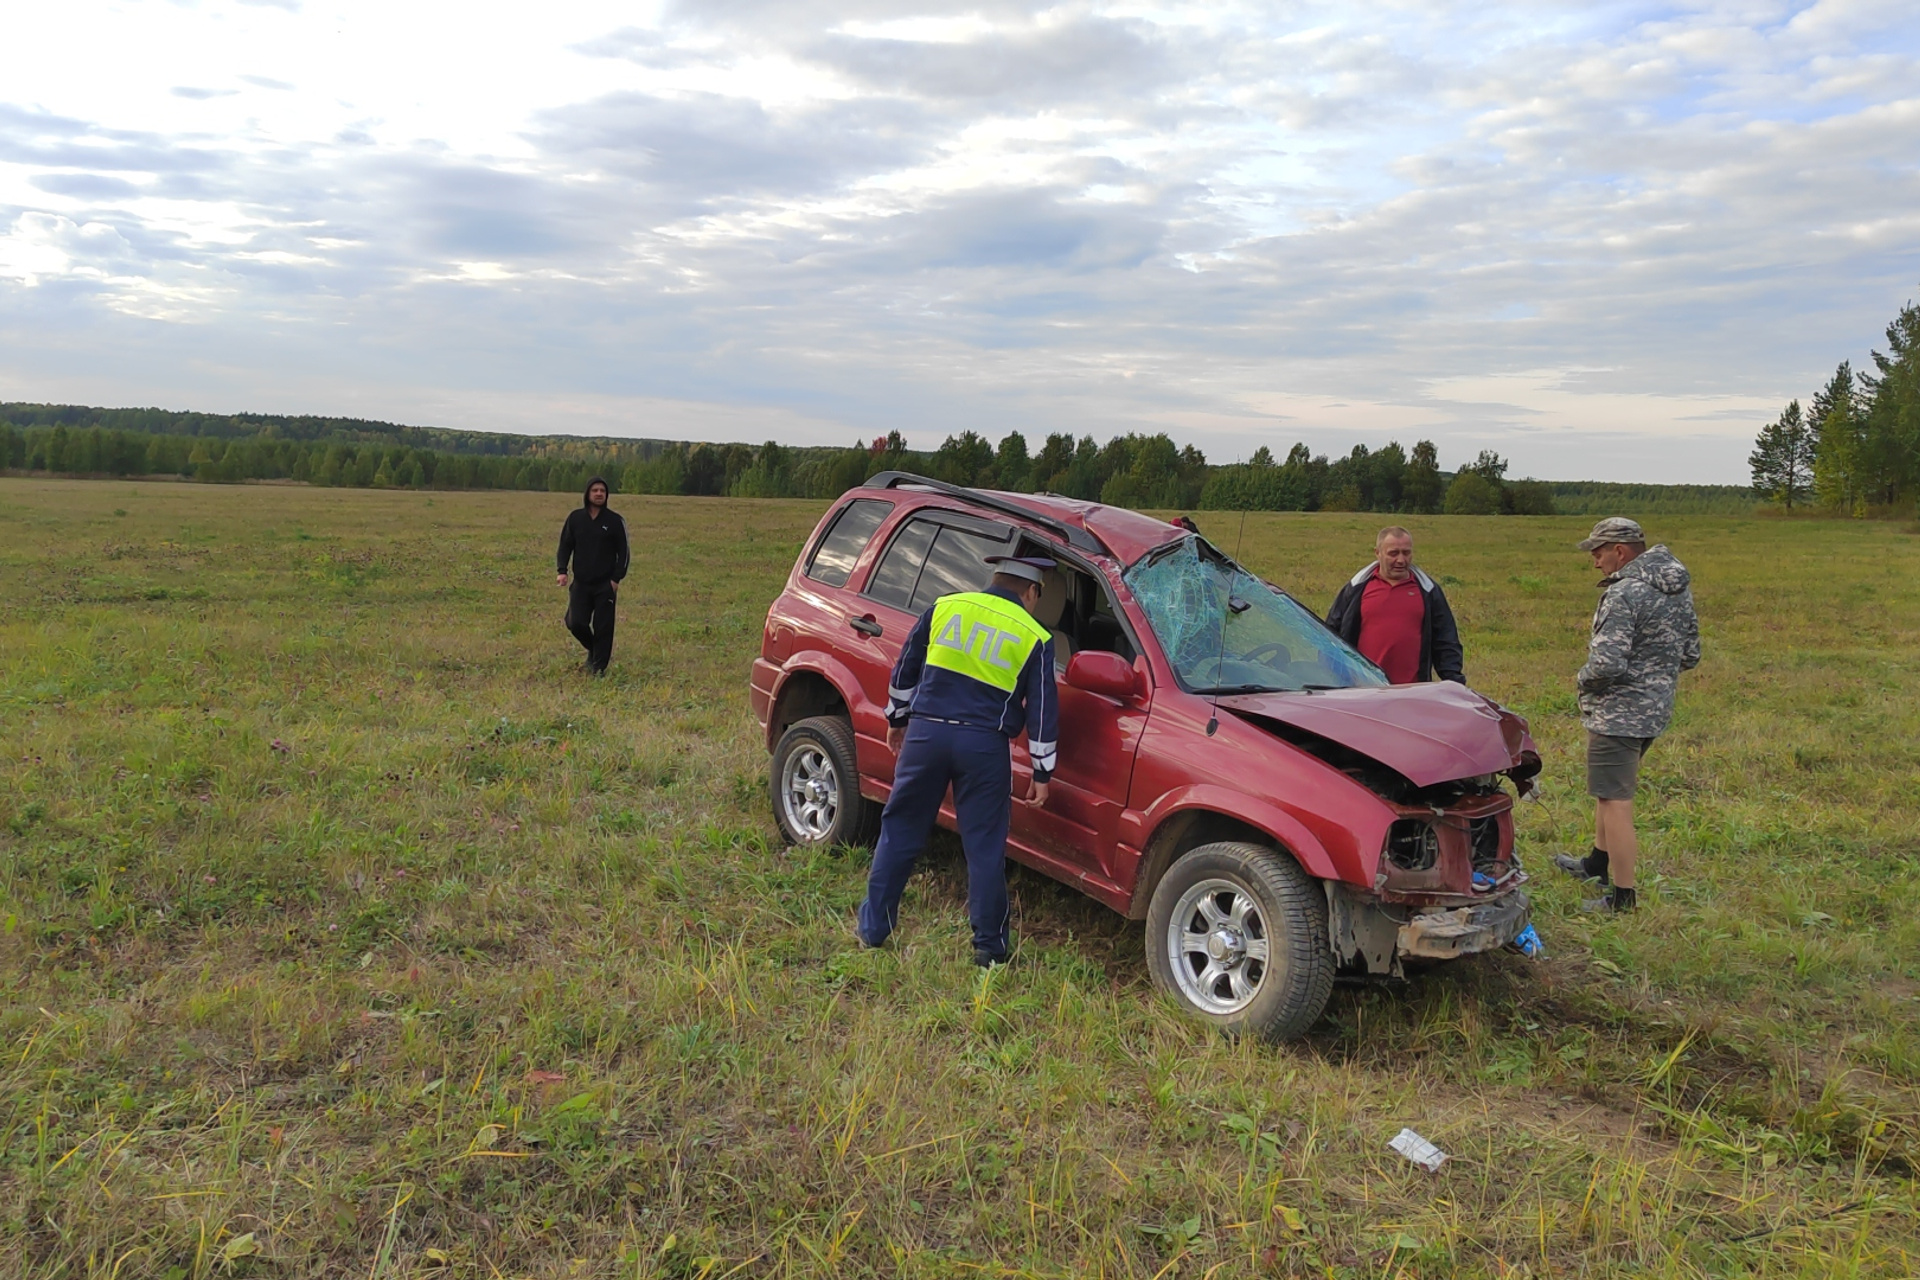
[1324,527,1465,684]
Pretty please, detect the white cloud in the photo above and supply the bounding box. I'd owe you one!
[0,212,135,284]
[0,0,1916,482]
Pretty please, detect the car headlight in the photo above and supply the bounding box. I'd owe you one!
[1385,819,1439,872]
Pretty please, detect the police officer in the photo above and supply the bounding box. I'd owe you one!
[858,555,1060,966]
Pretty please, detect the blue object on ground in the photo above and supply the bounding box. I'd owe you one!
[1509,923,1544,958]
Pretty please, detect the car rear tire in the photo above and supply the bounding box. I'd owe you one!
[1145,841,1334,1042]
[771,715,881,850]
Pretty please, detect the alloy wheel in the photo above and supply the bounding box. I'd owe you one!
[780,744,840,841]
[1165,877,1271,1015]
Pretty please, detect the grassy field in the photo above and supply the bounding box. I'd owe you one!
[1,477,1916,1279]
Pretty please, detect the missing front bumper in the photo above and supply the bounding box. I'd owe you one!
[1396,891,1533,960]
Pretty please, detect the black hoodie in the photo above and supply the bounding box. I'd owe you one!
[556,476,630,585]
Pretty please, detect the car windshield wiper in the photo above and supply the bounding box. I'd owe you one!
[1190,682,1283,695]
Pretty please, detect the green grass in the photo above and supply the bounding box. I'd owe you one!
[1,478,1916,1278]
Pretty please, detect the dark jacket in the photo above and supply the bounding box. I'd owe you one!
[556,478,629,585]
[1325,563,1465,684]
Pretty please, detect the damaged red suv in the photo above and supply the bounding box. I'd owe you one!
[750,475,1541,1040]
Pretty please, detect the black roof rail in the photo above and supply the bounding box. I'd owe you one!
[865,471,1110,554]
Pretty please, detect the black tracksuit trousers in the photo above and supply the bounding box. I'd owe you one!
[568,580,617,672]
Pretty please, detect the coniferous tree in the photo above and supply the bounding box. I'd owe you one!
[1860,299,1919,506]
[1750,400,1813,508]
[1811,362,1867,515]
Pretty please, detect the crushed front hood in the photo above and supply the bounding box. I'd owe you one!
[1217,682,1533,787]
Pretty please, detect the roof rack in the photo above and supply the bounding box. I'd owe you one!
[865,471,1109,554]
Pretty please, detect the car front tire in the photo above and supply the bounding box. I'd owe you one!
[770,715,881,851]
[1145,841,1335,1042]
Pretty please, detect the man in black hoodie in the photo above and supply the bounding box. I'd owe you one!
[556,476,629,674]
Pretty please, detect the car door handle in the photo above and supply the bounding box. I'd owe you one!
[850,616,883,637]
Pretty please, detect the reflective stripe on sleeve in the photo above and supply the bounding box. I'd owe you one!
[1029,739,1057,771]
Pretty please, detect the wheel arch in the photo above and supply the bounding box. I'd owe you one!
[769,710,882,850]
[765,662,857,750]
[1125,791,1341,920]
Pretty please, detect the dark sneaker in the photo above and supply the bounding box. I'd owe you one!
[972,951,1008,969]
[1581,886,1637,913]
[1553,851,1609,885]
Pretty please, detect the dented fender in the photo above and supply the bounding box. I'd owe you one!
[1496,704,1542,797]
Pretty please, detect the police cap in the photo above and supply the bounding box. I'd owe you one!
[983,555,1057,585]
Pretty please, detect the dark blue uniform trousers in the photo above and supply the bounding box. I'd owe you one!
[858,718,1013,960]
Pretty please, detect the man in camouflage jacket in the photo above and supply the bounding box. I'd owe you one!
[1553,517,1700,912]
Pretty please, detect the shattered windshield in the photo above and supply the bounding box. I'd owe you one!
[1123,537,1388,693]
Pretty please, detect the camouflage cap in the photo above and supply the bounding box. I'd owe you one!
[1577,516,1645,551]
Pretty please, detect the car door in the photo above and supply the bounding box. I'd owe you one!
[1015,567,1152,900]
[790,497,899,754]
[849,510,1014,770]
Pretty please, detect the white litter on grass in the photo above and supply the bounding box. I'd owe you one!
[1388,1128,1449,1172]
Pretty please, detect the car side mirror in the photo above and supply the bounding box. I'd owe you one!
[1065,651,1139,700]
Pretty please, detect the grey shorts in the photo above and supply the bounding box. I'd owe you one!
[1587,732,1653,800]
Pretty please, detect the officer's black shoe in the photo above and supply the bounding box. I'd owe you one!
[972,951,1008,969]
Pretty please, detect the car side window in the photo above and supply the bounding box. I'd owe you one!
[803,499,893,588]
[1084,581,1137,663]
[908,526,1008,614]
[1027,549,1137,667]
[864,518,940,611]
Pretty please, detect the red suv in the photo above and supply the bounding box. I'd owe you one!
[751,475,1541,1040]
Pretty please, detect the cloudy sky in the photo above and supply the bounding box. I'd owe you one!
[2,1,1915,482]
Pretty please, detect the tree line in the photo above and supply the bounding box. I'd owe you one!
[0,412,1572,516]
[3,401,1760,516]
[0,403,574,456]
[1751,295,1920,514]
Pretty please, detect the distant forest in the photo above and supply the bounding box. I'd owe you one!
[1,401,1754,517]
[1751,294,1919,515]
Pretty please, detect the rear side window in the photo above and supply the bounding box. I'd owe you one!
[804,499,892,588]
[865,518,940,610]
[908,526,1006,613]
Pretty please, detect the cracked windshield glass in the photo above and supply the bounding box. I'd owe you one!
[1125,537,1387,693]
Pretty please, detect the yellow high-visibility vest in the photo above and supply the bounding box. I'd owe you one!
[924,591,1048,694]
